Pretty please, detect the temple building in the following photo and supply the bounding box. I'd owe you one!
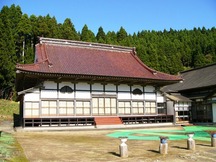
[16,37,181,128]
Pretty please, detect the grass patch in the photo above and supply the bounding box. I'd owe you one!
[0,132,14,159]
[0,99,19,121]
[0,132,28,161]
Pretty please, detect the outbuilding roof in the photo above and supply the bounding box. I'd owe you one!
[16,37,181,83]
[166,93,191,102]
[162,63,216,92]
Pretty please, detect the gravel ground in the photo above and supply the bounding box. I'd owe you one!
[14,127,216,162]
[1,120,216,162]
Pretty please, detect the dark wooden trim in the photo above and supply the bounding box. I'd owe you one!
[120,115,174,124]
[23,117,95,127]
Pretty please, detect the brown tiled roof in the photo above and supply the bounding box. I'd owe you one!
[16,37,181,82]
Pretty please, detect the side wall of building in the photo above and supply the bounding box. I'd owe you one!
[211,94,216,123]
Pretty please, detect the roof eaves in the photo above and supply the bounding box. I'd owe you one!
[17,84,44,95]
[131,52,182,81]
[16,70,180,84]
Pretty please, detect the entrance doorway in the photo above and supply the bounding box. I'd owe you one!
[92,97,117,115]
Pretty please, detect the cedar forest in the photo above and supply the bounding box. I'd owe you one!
[1,5,216,99]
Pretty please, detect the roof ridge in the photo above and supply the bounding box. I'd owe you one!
[181,62,216,74]
[43,44,53,67]
[39,37,134,52]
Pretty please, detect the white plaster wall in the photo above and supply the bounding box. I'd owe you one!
[117,84,130,99]
[43,81,57,89]
[75,83,91,99]
[157,92,164,103]
[41,81,57,98]
[105,92,116,95]
[76,91,91,99]
[92,83,103,91]
[24,92,40,101]
[118,84,130,91]
[41,90,58,98]
[145,85,155,92]
[76,82,90,90]
[213,103,216,123]
[59,92,74,98]
[92,83,103,95]
[144,93,156,100]
[105,84,116,91]
[105,84,116,95]
[118,92,131,100]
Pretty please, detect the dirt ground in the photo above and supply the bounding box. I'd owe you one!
[14,127,216,162]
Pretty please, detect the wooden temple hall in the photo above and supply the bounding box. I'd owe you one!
[16,37,182,128]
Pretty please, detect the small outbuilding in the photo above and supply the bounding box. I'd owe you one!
[165,93,191,124]
[162,63,216,124]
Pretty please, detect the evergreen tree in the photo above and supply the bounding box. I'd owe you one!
[60,18,79,40]
[96,26,106,43]
[80,24,96,42]
[17,14,32,63]
[0,7,16,98]
[117,26,127,43]
[37,15,50,37]
[106,31,117,44]
[29,14,39,43]
[45,15,60,38]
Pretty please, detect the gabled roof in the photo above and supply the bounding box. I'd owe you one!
[162,63,216,92]
[16,37,181,83]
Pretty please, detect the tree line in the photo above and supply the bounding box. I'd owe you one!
[1,4,216,99]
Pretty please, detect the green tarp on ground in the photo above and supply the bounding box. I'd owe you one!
[107,126,216,141]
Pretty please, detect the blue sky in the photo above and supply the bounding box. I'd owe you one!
[1,0,216,34]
